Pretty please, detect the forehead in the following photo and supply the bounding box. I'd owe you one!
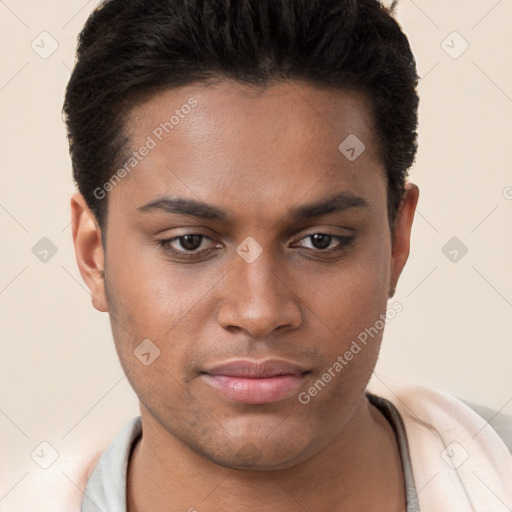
[112,79,386,222]
[127,79,380,161]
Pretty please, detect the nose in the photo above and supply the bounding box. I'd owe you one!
[217,248,302,338]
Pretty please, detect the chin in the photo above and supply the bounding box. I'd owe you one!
[192,433,315,471]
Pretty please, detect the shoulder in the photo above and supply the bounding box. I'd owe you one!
[458,398,512,453]
[0,417,142,512]
[367,382,512,456]
[367,382,512,508]
[0,415,144,511]
[0,449,103,512]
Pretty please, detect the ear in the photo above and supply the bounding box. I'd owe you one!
[71,192,108,312]
[388,183,419,298]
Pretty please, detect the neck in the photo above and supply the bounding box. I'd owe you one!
[127,396,405,512]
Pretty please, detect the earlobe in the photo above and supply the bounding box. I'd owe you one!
[70,192,108,313]
[388,183,420,298]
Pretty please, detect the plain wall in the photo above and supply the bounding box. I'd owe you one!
[1,0,511,503]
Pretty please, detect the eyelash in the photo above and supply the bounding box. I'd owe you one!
[158,232,354,259]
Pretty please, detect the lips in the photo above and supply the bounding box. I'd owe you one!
[203,359,308,378]
[201,359,310,404]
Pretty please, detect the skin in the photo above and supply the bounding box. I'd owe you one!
[71,79,419,511]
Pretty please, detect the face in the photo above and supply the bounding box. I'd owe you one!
[72,79,418,470]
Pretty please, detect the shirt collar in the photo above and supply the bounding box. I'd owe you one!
[81,415,142,512]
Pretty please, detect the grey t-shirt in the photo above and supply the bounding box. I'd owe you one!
[81,393,421,512]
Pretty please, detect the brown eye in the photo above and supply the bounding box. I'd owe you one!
[176,234,204,251]
[159,234,219,256]
[296,233,353,252]
[309,234,332,250]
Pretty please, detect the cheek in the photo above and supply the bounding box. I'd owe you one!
[305,236,392,387]
[105,235,220,338]
[301,234,390,334]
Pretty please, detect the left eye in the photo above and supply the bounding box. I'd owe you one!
[296,233,348,251]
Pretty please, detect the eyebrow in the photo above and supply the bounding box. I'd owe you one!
[137,191,368,221]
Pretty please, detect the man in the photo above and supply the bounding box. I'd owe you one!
[60,0,512,510]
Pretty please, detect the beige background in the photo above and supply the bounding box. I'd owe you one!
[1,0,511,505]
